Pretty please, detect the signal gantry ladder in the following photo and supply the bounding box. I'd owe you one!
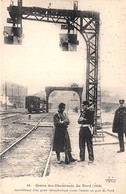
[93,74,104,142]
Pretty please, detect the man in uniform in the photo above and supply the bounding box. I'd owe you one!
[78,100,94,162]
[112,99,126,152]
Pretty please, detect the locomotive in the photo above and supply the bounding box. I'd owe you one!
[25,96,46,113]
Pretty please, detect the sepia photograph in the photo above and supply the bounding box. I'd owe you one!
[0,0,126,194]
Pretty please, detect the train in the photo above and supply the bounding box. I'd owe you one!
[25,96,46,113]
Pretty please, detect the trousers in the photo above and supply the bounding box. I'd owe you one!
[118,130,126,151]
[79,127,94,161]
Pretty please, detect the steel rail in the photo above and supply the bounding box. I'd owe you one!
[0,115,47,157]
[0,114,21,120]
[42,126,54,177]
[42,127,54,177]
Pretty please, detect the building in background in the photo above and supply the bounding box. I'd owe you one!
[0,81,28,109]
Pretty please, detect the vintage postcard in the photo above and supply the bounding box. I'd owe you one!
[0,0,126,194]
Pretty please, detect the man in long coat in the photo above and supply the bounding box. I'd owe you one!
[53,102,76,164]
[112,99,126,152]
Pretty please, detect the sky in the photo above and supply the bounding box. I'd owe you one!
[1,0,126,97]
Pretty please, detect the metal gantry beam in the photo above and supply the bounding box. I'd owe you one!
[45,86,83,113]
[6,2,100,129]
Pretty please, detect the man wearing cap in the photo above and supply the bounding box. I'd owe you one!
[112,99,126,152]
[53,102,77,164]
[78,100,94,162]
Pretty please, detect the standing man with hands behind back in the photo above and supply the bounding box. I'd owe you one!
[112,99,126,153]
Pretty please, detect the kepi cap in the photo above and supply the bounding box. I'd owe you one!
[119,99,125,104]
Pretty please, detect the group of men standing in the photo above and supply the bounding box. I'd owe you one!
[52,101,94,164]
[52,99,126,165]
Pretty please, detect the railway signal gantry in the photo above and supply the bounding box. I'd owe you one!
[3,0,101,130]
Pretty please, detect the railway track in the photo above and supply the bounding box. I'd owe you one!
[0,109,27,120]
[0,117,43,157]
[0,113,22,120]
[0,111,49,152]
[0,112,54,178]
[0,111,120,179]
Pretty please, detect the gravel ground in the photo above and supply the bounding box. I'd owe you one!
[0,110,126,194]
[0,126,53,178]
[0,110,51,153]
[0,110,54,179]
[48,112,126,194]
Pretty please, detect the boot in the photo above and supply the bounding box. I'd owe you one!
[68,152,77,162]
[56,151,61,164]
[65,154,70,164]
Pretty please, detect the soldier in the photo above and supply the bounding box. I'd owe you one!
[112,99,126,153]
[78,100,94,162]
[53,102,77,164]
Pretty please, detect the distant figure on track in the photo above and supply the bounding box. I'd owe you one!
[78,100,94,163]
[53,102,76,164]
[112,99,126,153]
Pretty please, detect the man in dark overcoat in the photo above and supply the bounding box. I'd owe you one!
[53,102,76,164]
[112,99,126,152]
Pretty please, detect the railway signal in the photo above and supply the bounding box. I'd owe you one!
[3,26,22,45]
[4,0,23,44]
[59,34,79,51]
[73,1,78,10]
[59,1,79,51]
